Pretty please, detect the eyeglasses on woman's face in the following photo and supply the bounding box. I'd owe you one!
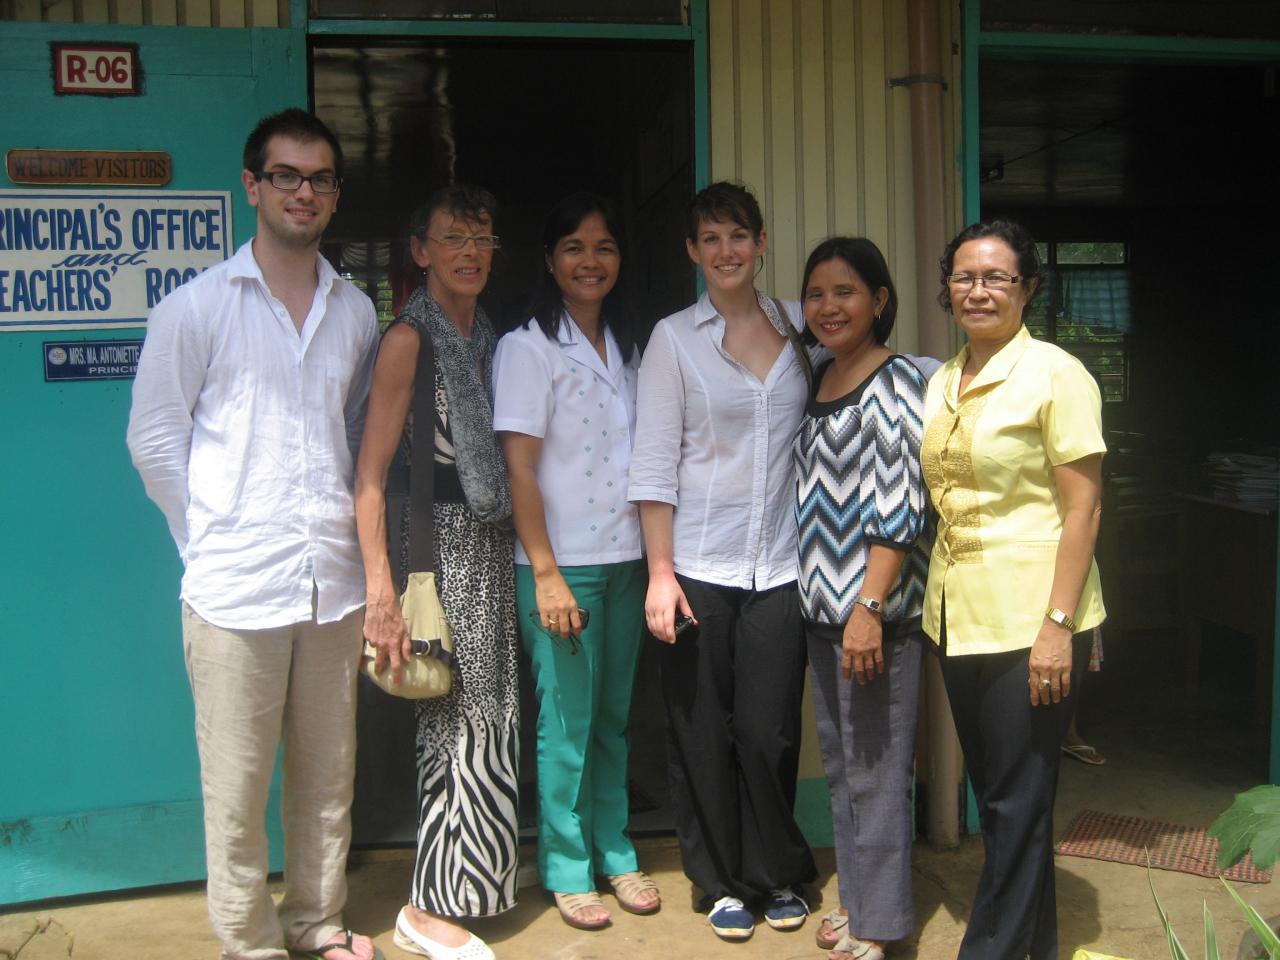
[946,272,1021,293]
[427,232,501,251]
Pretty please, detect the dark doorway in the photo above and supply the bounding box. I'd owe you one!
[979,56,1279,816]
[313,38,695,846]
[313,39,695,336]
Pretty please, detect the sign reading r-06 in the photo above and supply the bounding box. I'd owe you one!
[52,43,141,96]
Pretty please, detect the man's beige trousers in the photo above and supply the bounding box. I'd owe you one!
[182,602,363,960]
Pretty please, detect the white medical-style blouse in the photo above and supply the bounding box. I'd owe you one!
[493,312,642,567]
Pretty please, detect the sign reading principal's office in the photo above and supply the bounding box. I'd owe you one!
[0,190,231,332]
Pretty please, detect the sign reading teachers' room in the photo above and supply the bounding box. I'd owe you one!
[0,190,231,332]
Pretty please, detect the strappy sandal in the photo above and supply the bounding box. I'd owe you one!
[554,890,611,930]
[1062,742,1107,765]
[607,871,661,914]
[816,908,849,949]
[831,933,885,960]
[298,930,385,960]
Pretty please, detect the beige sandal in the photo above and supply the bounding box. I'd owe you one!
[832,933,885,960]
[816,908,850,948]
[607,871,661,914]
[554,890,611,930]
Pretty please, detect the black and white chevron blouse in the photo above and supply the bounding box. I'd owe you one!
[793,355,931,625]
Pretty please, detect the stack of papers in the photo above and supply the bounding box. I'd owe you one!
[1204,452,1279,507]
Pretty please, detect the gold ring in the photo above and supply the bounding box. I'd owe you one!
[548,617,559,625]
[1040,679,1052,687]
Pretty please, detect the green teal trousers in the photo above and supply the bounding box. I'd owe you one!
[516,560,646,892]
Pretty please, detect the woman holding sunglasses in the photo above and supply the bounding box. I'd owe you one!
[494,192,658,931]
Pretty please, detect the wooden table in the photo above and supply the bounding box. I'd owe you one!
[1177,493,1278,723]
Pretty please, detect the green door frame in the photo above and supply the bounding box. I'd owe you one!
[299,1,710,191]
[959,1,1280,812]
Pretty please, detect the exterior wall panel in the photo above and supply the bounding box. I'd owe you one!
[707,0,962,804]
[796,0,828,254]
[709,0,963,356]
[0,21,305,905]
[3,0,282,27]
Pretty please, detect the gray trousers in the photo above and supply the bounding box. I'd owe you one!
[806,617,923,942]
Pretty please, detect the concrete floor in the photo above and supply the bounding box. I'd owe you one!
[3,827,1278,960]
[0,829,1274,960]
[5,625,1278,960]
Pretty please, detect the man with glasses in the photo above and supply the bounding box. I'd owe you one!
[128,109,380,960]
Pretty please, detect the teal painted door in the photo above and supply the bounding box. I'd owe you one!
[0,22,305,904]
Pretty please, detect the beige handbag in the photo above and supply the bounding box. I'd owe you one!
[362,572,453,698]
[361,328,455,699]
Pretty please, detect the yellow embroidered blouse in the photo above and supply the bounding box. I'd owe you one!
[920,326,1106,656]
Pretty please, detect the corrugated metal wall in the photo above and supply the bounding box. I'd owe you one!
[708,0,963,355]
[708,0,963,786]
[0,0,285,27]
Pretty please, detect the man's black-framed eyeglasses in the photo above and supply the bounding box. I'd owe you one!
[254,170,342,194]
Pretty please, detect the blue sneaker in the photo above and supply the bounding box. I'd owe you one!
[708,896,754,941]
[763,887,809,930]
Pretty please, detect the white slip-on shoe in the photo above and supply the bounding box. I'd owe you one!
[393,907,494,960]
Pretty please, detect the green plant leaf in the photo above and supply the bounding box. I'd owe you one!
[1219,876,1280,957]
[1149,859,1191,960]
[1208,785,1280,870]
[1205,900,1219,960]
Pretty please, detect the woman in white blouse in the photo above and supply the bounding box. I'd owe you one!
[494,193,659,932]
[627,181,816,942]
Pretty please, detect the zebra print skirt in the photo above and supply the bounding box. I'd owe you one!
[402,500,521,918]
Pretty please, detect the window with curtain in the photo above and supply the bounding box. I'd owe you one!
[1025,241,1129,402]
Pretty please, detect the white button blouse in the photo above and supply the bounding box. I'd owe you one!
[493,312,642,567]
[627,291,807,590]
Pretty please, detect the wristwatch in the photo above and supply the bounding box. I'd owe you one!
[1044,606,1077,632]
[853,595,883,615]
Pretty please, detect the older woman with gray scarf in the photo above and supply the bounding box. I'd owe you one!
[355,184,517,960]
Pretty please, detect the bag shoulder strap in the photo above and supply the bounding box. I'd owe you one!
[770,296,814,392]
[408,327,436,573]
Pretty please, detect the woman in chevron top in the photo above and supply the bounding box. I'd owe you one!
[792,237,931,960]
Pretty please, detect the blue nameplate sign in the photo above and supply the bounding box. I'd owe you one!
[44,339,143,381]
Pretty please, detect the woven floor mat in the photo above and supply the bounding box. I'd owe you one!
[1055,809,1272,883]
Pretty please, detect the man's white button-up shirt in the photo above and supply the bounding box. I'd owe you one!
[627,291,807,590]
[127,240,379,629]
[493,313,642,567]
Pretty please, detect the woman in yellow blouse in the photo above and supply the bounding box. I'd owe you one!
[920,219,1104,960]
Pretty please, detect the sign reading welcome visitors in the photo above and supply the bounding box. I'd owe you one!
[7,150,172,187]
[0,190,231,332]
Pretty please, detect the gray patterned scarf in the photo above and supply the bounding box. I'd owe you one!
[401,286,511,525]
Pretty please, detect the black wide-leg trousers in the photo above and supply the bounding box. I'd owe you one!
[940,618,1090,960]
[657,574,817,906]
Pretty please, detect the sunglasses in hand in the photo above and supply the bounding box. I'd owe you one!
[528,607,591,654]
